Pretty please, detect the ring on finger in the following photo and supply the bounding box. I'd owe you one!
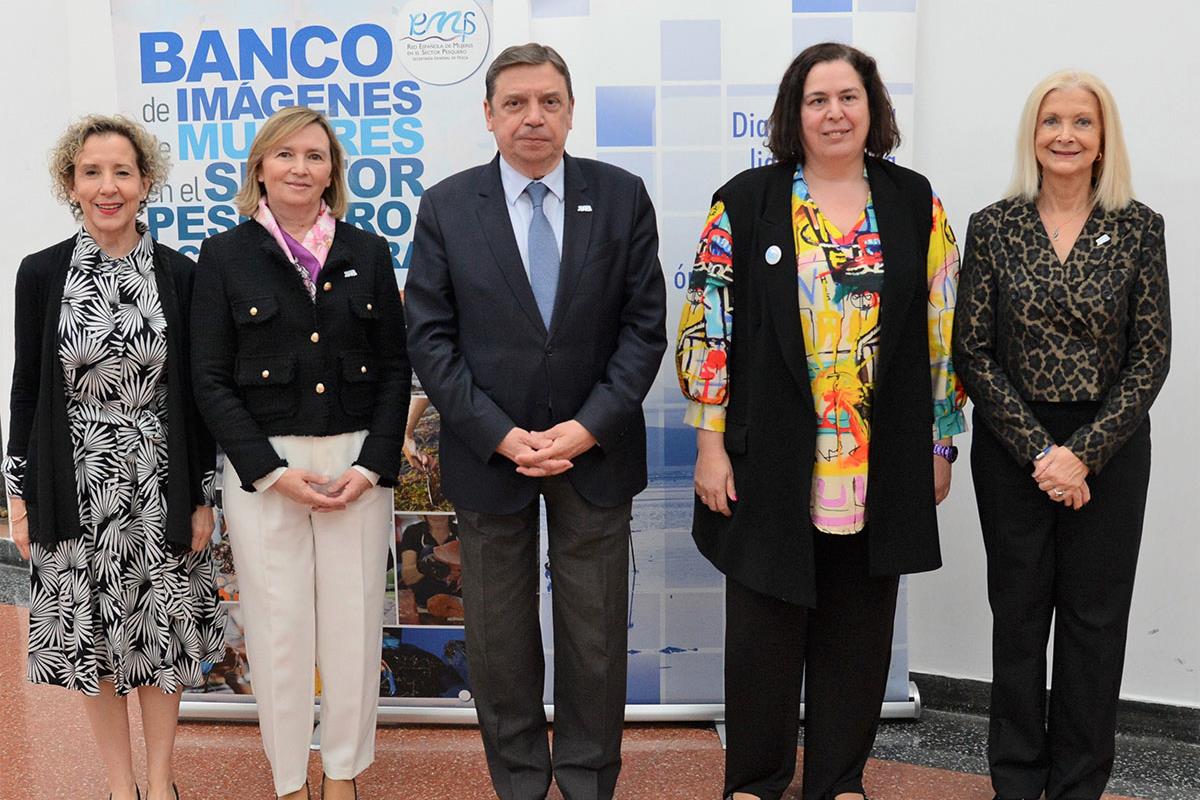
[1053,488,1065,497]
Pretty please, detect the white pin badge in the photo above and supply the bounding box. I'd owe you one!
[765,245,782,265]
[577,204,592,212]
[1095,233,1111,246]
[344,269,359,277]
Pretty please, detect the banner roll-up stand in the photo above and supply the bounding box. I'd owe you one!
[111,0,922,726]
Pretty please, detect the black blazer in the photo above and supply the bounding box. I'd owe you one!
[692,158,942,608]
[405,153,667,514]
[7,236,214,550]
[192,219,410,491]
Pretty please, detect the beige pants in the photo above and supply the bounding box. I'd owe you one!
[223,431,391,796]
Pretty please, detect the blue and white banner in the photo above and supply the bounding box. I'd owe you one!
[112,0,495,282]
[531,0,920,707]
[111,0,495,708]
[111,0,920,716]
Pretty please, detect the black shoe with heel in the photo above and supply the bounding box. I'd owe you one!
[321,774,358,800]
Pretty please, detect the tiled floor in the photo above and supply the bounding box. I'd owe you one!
[1,563,1194,799]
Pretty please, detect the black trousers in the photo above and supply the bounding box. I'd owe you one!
[724,528,900,800]
[971,403,1150,800]
[456,474,632,800]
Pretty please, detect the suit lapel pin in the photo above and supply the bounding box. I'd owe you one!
[1095,233,1111,246]
[577,204,592,212]
[765,245,782,265]
[344,269,359,277]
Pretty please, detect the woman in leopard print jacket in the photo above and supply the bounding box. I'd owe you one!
[953,70,1170,800]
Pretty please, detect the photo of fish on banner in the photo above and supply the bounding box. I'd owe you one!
[388,514,463,625]
[379,628,471,700]
[395,387,454,513]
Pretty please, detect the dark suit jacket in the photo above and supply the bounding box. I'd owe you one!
[692,158,943,608]
[7,237,213,550]
[192,219,410,491]
[952,197,1170,472]
[405,153,667,514]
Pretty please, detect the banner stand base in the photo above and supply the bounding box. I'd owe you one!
[180,681,922,726]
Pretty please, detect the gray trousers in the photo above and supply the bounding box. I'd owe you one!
[456,474,632,800]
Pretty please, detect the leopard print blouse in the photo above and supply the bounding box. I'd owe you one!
[952,196,1170,472]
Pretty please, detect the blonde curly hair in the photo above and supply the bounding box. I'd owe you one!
[49,114,170,220]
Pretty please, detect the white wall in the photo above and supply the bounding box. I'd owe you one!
[2,0,1196,708]
[0,0,116,454]
[909,0,1200,708]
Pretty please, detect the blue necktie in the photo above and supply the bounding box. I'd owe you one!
[525,181,559,327]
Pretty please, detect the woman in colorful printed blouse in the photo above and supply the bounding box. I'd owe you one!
[191,106,409,800]
[5,115,224,800]
[952,71,1170,800]
[675,42,965,800]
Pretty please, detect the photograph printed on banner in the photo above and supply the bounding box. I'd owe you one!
[393,513,462,625]
[395,390,454,513]
[196,602,253,695]
[379,627,470,699]
[384,542,400,627]
[210,503,239,602]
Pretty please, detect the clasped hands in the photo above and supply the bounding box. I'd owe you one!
[269,467,375,512]
[1032,445,1091,510]
[497,420,597,477]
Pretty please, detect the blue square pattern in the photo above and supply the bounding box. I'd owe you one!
[793,0,851,11]
[664,591,724,650]
[596,150,655,196]
[793,15,853,53]
[627,589,663,652]
[661,150,722,216]
[661,650,724,703]
[627,650,663,704]
[661,19,721,82]
[859,0,916,10]
[662,86,722,147]
[596,86,656,147]
[530,0,590,17]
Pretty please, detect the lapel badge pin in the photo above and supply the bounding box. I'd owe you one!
[765,245,782,265]
[344,269,359,277]
[577,204,593,212]
[1095,233,1111,246]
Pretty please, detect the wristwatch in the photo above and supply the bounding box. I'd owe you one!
[932,443,958,463]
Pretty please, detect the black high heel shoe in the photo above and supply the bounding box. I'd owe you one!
[321,774,358,799]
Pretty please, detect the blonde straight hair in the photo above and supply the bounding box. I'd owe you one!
[1007,69,1134,212]
[235,106,348,219]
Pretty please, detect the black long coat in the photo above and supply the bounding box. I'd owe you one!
[693,158,944,608]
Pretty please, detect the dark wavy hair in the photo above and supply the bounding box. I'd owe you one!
[766,42,900,164]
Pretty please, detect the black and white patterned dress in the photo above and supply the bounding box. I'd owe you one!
[3,229,225,695]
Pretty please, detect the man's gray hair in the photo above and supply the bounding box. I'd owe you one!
[484,42,573,102]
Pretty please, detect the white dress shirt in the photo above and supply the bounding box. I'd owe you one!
[498,154,566,279]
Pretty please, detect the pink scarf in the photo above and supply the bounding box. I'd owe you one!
[254,199,337,299]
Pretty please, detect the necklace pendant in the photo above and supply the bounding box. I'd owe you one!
[1051,229,1060,241]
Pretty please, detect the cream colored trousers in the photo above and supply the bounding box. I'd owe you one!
[223,431,391,796]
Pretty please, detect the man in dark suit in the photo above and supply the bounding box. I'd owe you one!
[405,43,666,800]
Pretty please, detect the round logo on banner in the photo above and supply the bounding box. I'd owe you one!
[396,0,491,86]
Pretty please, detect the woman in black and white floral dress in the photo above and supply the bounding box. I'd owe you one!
[5,115,224,800]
